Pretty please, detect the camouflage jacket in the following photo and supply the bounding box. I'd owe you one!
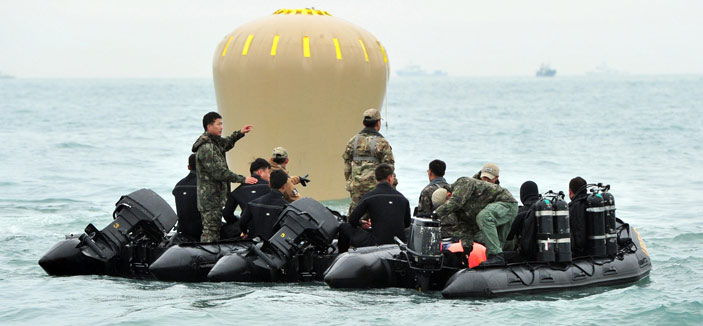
[435,177,516,244]
[269,160,301,203]
[416,177,450,216]
[192,131,247,211]
[342,127,395,194]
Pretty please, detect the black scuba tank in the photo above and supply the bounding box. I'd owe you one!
[586,190,607,257]
[602,188,618,256]
[534,195,555,263]
[553,192,572,262]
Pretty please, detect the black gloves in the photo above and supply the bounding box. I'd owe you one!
[299,174,311,187]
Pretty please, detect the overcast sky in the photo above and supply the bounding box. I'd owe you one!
[1,0,701,77]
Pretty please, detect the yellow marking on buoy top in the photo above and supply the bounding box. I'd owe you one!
[271,35,280,56]
[242,34,254,56]
[377,41,388,63]
[333,38,342,60]
[359,39,369,62]
[303,36,311,57]
[273,8,333,16]
[222,36,234,57]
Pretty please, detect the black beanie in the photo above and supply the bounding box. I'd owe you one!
[519,181,539,205]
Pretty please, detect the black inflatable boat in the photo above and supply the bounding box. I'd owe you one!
[150,197,340,282]
[324,217,651,297]
[39,189,177,277]
[39,190,341,283]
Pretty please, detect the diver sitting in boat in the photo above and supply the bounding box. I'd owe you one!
[172,154,202,241]
[222,158,272,224]
[239,169,289,240]
[338,164,411,253]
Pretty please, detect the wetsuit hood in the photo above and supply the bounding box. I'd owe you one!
[520,181,539,205]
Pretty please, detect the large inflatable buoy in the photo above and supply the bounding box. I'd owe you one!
[213,8,390,200]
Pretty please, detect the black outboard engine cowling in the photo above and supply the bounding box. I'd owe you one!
[406,217,443,271]
[586,188,607,257]
[602,188,618,256]
[535,195,555,263]
[207,198,340,282]
[39,189,178,276]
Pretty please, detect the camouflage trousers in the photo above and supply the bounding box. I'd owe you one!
[475,202,518,255]
[200,209,222,243]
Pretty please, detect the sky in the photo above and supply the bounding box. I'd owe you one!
[1,0,701,78]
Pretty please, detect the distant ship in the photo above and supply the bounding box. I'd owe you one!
[587,62,623,76]
[0,72,15,79]
[536,64,556,77]
[396,65,447,77]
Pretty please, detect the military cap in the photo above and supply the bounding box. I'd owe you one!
[363,108,381,120]
[480,163,500,180]
[272,147,288,159]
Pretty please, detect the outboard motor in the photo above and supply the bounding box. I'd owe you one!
[393,217,443,291]
[39,189,178,276]
[586,187,607,257]
[600,185,618,256]
[406,217,443,271]
[552,192,572,262]
[207,198,340,281]
[534,194,556,263]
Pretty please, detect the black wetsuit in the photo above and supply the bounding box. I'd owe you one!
[239,189,288,240]
[569,187,589,257]
[172,171,202,240]
[338,181,411,252]
[222,175,270,223]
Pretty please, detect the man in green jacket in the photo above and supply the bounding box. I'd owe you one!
[434,176,518,266]
[192,111,257,243]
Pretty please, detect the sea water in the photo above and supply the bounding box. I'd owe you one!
[1,76,702,325]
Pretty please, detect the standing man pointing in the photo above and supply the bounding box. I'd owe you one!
[192,111,257,243]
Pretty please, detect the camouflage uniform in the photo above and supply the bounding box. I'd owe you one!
[434,177,518,255]
[192,131,247,243]
[343,127,396,214]
[269,160,301,203]
[416,177,450,216]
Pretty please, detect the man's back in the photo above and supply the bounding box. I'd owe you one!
[343,128,395,197]
[416,177,449,216]
[239,189,288,240]
[172,171,202,239]
[437,177,516,219]
[568,190,589,256]
[222,176,270,223]
[348,182,411,244]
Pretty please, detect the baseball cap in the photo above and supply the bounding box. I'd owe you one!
[272,147,288,159]
[480,163,500,180]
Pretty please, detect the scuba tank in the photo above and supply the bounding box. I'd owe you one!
[534,194,555,263]
[553,191,572,262]
[586,187,607,257]
[601,185,618,256]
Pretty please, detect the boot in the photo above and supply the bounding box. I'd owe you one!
[478,252,505,267]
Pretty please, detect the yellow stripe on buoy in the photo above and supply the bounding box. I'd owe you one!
[359,39,369,62]
[222,36,234,57]
[333,38,342,60]
[271,35,280,56]
[303,36,311,57]
[242,34,254,56]
[377,41,388,63]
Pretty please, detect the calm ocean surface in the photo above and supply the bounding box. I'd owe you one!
[1,76,702,325]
